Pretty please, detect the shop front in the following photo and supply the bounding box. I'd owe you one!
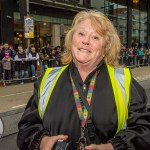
[0,0,149,48]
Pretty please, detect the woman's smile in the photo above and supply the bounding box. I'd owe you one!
[79,48,91,53]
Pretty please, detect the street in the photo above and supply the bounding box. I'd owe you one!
[0,82,33,113]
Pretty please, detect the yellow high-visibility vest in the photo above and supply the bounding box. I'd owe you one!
[38,64,131,134]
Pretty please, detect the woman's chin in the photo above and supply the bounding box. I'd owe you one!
[75,60,90,66]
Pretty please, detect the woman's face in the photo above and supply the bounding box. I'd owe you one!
[71,19,105,67]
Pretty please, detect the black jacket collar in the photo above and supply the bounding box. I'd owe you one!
[69,59,105,85]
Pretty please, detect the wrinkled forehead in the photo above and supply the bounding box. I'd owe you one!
[73,18,107,37]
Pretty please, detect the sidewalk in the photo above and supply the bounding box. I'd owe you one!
[0,66,150,113]
[131,66,150,81]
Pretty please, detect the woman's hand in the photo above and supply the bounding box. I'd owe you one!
[85,143,114,150]
[40,135,68,150]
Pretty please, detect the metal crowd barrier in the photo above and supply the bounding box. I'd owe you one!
[0,59,59,86]
[119,55,150,68]
[0,55,150,86]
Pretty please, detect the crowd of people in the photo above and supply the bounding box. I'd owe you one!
[120,45,150,67]
[0,43,62,84]
[0,41,150,85]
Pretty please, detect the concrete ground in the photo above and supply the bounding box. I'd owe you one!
[0,82,33,113]
[131,66,150,81]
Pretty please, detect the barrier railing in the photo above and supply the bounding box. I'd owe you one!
[0,55,150,86]
[0,59,58,86]
[119,55,150,67]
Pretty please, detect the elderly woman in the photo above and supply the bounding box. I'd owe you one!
[17,10,150,150]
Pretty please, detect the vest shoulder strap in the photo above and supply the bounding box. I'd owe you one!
[38,65,69,119]
[106,64,131,134]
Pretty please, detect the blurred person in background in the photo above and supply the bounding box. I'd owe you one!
[14,46,28,84]
[39,47,49,74]
[2,51,13,83]
[0,43,4,80]
[1,43,13,59]
[145,48,150,65]
[49,46,57,67]
[1,43,14,83]
[137,47,145,66]
[44,42,51,57]
[28,46,39,80]
[55,46,62,66]
[0,43,4,61]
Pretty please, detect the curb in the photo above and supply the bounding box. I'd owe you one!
[0,108,24,117]
[135,77,150,82]
[0,78,150,117]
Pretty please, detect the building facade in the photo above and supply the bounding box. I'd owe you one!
[0,0,149,49]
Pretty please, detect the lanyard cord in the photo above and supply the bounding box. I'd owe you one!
[70,71,97,127]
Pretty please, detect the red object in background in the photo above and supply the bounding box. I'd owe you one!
[4,52,10,57]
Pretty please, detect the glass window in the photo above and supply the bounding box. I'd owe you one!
[139,1,147,46]
[104,0,118,27]
[132,1,147,47]
[104,0,127,45]
[117,0,127,45]
[104,0,114,16]
[14,12,72,48]
[99,0,105,14]
[83,0,91,7]
[90,0,104,12]
[132,5,140,45]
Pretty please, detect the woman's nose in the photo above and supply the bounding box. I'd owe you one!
[82,36,90,45]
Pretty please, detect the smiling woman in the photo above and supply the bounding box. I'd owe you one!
[70,19,105,81]
[17,10,150,150]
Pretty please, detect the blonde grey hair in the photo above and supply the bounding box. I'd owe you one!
[61,10,121,67]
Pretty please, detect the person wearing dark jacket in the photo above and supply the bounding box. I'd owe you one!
[17,10,150,150]
[14,46,28,84]
[39,48,49,74]
[28,46,39,79]
[1,43,13,59]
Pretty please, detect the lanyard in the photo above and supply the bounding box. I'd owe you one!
[70,71,97,127]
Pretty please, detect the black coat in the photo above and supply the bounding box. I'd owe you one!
[17,62,150,150]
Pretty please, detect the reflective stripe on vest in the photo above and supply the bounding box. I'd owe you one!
[38,65,69,119]
[38,64,131,134]
[106,64,131,134]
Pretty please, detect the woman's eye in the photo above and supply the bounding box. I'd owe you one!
[78,32,84,36]
[93,36,99,40]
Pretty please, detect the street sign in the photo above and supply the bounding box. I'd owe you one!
[24,16,34,38]
[25,32,34,38]
[25,26,34,32]
[24,16,34,26]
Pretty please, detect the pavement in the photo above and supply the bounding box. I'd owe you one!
[131,66,150,81]
[0,83,33,113]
